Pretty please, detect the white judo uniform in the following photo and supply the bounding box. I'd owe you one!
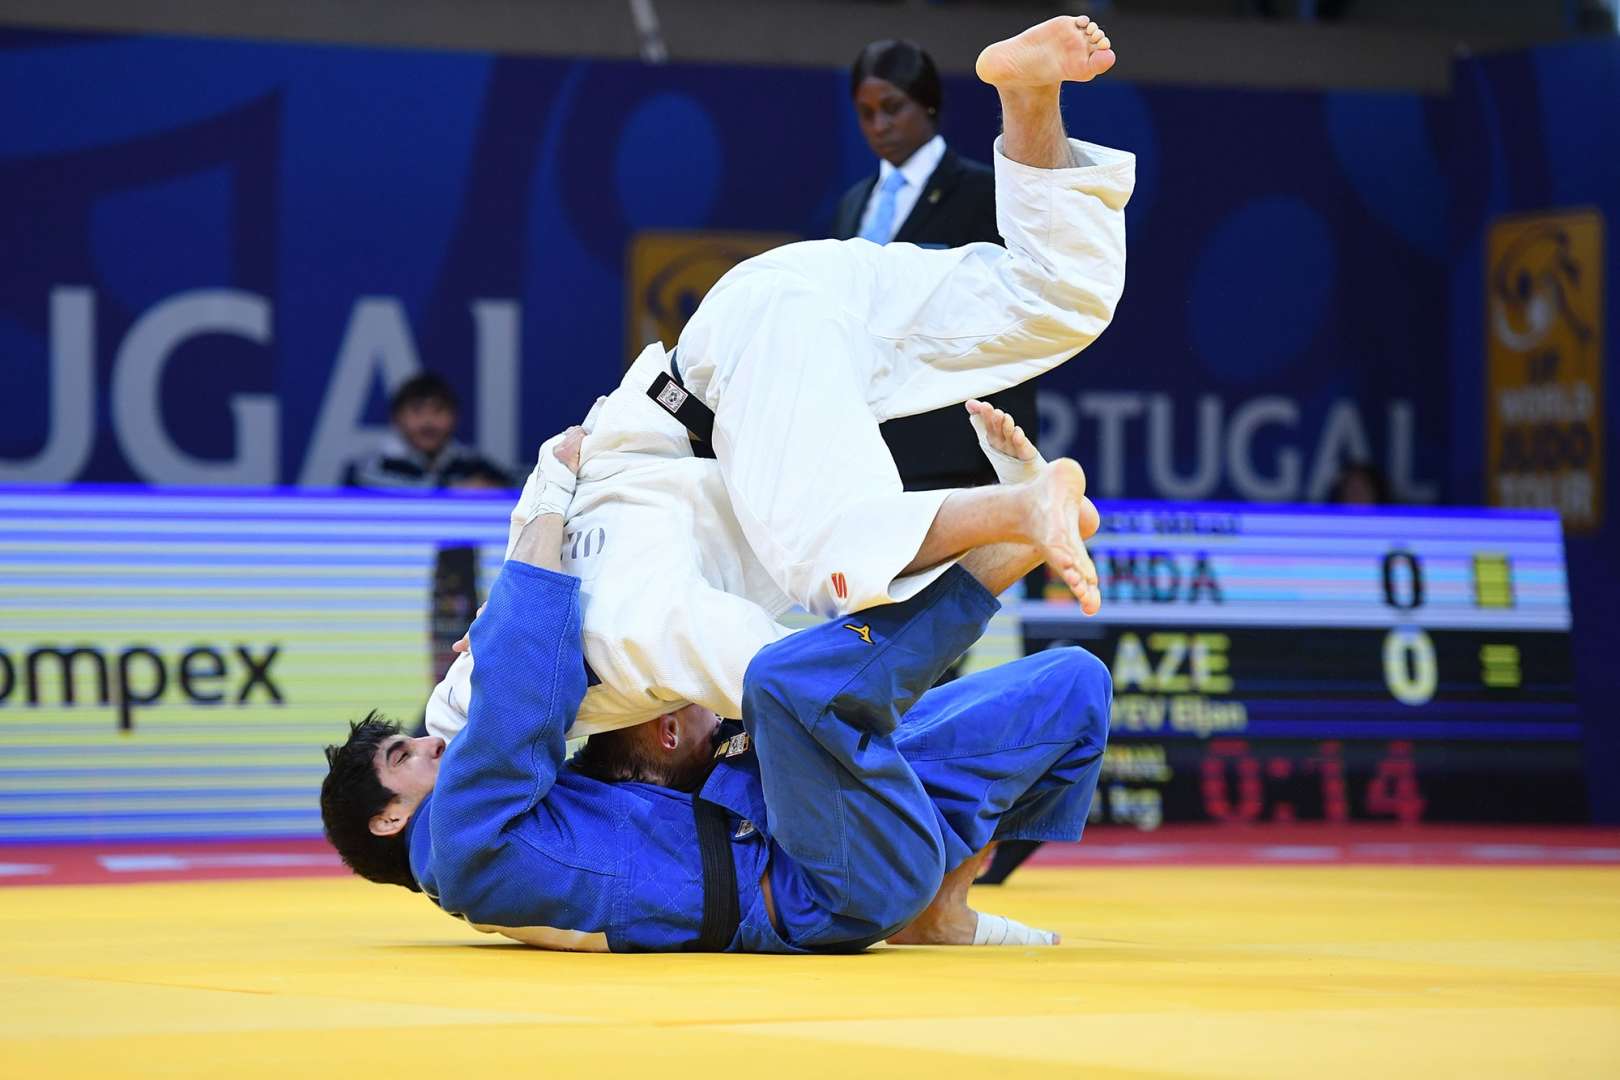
[427,135,1134,740]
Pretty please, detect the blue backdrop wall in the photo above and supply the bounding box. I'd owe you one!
[1447,40,1620,818]
[1,26,1453,506]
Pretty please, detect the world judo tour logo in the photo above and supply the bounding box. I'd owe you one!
[1485,210,1605,530]
[625,230,795,362]
[1490,222,1596,352]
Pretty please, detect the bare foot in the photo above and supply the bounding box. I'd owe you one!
[1022,459,1101,614]
[963,403,1103,549]
[1079,491,1101,543]
[887,846,1060,946]
[886,903,978,946]
[966,402,1103,541]
[975,14,1114,89]
[966,399,1039,465]
[887,847,991,945]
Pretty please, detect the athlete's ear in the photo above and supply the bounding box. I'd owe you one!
[369,805,407,838]
[657,713,681,752]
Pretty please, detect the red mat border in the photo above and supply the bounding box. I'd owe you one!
[2,825,1617,887]
[1035,823,1620,867]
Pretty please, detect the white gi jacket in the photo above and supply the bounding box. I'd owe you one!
[429,136,1134,739]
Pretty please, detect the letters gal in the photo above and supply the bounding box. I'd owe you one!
[0,288,520,486]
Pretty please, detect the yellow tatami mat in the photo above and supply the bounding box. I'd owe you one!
[2,866,1616,1078]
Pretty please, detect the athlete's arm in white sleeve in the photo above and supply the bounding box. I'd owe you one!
[424,651,473,743]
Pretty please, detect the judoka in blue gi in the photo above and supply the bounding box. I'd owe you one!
[324,393,1121,952]
[321,16,1118,951]
[322,445,1111,952]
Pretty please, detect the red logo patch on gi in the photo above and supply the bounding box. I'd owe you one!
[831,572,848,600]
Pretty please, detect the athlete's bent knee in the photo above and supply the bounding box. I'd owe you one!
[1053,645,1112,749]
[869,844,947,939]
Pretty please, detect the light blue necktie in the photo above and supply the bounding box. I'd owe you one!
[859,169,907,244]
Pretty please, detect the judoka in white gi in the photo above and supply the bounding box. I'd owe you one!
[324,15,1124,952]
[424,14,1134,744]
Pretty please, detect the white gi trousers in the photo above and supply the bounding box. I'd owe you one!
[429,135,1133,740]
[629,136,1134,617]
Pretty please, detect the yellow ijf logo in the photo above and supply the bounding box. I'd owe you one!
[843,624,874,645]
[1485,209,1605,531]
[626,230,796,363]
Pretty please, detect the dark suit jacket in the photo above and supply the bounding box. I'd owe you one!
[832,147,1039,491]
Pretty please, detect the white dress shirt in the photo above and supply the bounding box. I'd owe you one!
[855,134,947,243]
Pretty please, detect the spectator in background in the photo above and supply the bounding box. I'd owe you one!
[1329,461,1388,506]
[831,38,1038,493]
[343,373,514,491]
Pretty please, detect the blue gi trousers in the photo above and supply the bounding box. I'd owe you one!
[743,566,1112,951]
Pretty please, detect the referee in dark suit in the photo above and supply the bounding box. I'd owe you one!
[834,40,1044,886]
[832,38,1039,495]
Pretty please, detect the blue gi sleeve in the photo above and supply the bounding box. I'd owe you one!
[428,561,588,862]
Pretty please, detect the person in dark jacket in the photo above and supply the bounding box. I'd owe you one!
[832,38,1038,494]
[343,374,514,491]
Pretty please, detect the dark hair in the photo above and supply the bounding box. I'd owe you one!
[320,712,422,891]
[390,373,458,417]
[571,728,666,786]
[850,39,943,117]
[1329,461,1389,505]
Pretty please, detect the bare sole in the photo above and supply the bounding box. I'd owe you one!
[1028,459,1101,614]
[975,14,1115,88]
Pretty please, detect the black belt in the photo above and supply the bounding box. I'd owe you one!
[646,350,717,459]
[685,797,741,952]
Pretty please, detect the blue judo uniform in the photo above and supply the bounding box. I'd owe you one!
[407,559,1111,953]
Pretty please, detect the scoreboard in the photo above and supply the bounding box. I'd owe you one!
[1021,502,1584,827]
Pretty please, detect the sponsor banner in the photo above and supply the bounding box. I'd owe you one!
[1485,209,1606,532]
[0,488,508,841]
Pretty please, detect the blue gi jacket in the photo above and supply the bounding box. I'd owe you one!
[405,561,788,952]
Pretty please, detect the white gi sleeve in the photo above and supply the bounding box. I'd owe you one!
[424,651,473,743]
